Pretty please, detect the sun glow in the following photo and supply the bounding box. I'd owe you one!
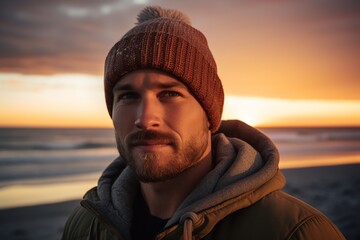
[223,95,360,127]
[1,74,360,128]
[223,97,263,126]
[0,73,113,128]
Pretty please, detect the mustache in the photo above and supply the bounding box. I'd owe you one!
[126,130,176,146]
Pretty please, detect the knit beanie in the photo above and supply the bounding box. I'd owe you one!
[104,6,224,132]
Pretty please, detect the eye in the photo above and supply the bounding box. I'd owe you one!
[115,92,139,103]
[159,91,181,98]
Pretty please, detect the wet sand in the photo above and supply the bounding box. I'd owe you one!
[0,163,359,240]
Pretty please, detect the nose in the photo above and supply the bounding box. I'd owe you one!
[134,96,161,130]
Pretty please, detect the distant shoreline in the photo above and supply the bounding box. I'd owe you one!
[1,125,360,129]
[1,162,359,210]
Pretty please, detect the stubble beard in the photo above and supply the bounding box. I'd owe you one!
[115,129,209,183]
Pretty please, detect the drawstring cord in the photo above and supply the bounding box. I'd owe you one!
[180,212,200,240]
[183,218,194,240]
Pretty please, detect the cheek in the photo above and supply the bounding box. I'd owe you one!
[187,102,208,125]
[166,102,209,133]
[112,108,136,138]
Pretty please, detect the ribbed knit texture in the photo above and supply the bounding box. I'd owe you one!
[104,6,224,132]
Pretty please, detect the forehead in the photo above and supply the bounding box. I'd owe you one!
[113,69,187,90]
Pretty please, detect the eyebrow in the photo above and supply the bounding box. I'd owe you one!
[113,81,187,92]
[113,83,135,92]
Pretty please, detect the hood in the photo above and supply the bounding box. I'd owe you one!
[82,120,285,240]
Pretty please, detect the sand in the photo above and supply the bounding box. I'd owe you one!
[0,164,359,240]
[0,200,79,240]
[282,164,360,240]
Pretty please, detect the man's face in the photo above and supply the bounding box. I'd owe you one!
[112,69,211,183]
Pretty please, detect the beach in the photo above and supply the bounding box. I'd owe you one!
[0,163,359,240]
[1,127,359,239]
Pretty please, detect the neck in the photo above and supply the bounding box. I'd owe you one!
[140,153,212,219]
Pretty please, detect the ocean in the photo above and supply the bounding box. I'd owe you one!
[0,127,360,208]
[0,128,117,187]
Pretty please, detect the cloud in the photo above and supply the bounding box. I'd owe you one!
[0,0,148,75]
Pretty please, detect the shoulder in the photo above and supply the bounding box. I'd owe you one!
[61,202,96,240]
[61,187,106,240]
[271,191,345,240]
[211,191,345,240]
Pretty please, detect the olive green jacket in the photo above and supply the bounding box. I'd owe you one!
[62,120,345,240]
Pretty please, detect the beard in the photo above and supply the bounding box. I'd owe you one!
[115,128,209,183]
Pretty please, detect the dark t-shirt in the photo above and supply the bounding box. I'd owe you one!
[130,193,169,240]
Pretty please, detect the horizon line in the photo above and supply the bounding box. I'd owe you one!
[1,124,360,129]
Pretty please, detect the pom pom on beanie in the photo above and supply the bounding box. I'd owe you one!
[136,6,191,25]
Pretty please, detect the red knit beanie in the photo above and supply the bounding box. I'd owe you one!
[104,6,224,132]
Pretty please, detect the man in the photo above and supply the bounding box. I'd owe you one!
[62,6,345,240]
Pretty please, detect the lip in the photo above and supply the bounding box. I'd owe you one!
[133,144,169,151]
[131,139,171,145]
[131,140,172,150]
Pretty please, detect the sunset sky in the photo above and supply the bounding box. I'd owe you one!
[1,0,360,127]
